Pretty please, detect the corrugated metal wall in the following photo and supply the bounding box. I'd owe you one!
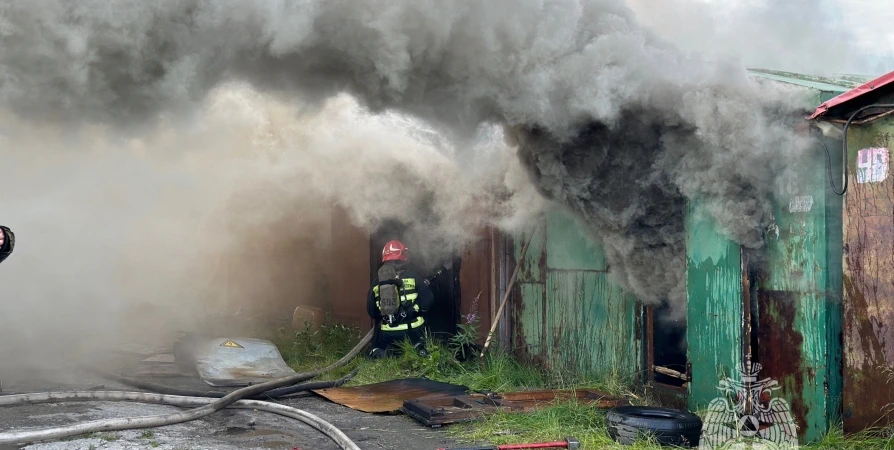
[510,210,642,380]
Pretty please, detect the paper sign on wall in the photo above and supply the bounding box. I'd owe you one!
[856,147,889,184]
[789,195,814,213]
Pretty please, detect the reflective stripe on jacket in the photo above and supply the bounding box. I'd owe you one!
[373,276,425,331]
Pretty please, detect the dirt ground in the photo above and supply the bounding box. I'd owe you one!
[0,360,465,450]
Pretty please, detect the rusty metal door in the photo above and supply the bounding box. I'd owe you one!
[842,120,894,431]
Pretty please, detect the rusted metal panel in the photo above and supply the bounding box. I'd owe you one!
[459,228,495,346]
[842,115,894,432]
[685,199,745,411]
[757,290,811,439]
[402,389,630,427]
[544,270,641,378]
[645,306,655,383]
[328,206,372,330]
[314,378,469,413]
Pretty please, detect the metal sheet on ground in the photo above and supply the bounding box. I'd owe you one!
[193,337,296,387]
[312,378,469,413]
[402,389,631,427]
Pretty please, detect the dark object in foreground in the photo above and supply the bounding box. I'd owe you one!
[403,389,630,427]
[437,436,580,450]
[606,406,702,447]
[313,378,469,413]
[0,226,14,265]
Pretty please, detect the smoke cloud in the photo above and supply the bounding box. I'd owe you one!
[0,0,852,332]
[0,84,539,371]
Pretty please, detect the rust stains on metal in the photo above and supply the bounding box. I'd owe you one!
[842,125,894,432]
[645,306,655,383]
[313,378,469,413]
[757,289,808,438]
[460,227,496,346]
[328,206,373,330]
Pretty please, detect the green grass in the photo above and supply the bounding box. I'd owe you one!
[453,400,664,449]
[270,321,635,394]
[806,426,894,449]
[269,321,894,450]
[452,405,894,449]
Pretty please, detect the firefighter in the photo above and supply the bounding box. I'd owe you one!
[366,239,434,359]
[0,226,13,264]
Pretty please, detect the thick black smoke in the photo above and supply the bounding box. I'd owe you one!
[0,0,818,311]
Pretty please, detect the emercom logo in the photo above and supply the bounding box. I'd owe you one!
[699,360,799,449]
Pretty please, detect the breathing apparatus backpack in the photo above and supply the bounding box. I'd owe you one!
[376,264,407,326]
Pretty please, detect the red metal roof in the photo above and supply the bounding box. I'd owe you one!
[808,70,894,120]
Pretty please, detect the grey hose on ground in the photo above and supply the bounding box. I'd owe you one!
[0,390,361,450]
[86,366,361,399]
[0,328,373,445]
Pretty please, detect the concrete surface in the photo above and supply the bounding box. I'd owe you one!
[0,362,465,450]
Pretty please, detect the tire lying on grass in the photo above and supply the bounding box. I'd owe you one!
[606,406,702,447]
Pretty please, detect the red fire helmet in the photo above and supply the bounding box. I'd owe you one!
[382,240,409,262]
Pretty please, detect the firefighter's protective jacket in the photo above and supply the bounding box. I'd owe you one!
[367,264,434,332]
[0,226,13,265]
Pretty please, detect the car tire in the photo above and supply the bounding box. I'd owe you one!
[606,406,702,447]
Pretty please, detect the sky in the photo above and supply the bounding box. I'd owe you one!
[626,0,894,77]
[840,0,894,56]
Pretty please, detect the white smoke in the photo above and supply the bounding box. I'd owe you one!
[0,84,540,369]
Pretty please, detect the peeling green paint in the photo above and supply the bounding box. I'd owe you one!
[761,161,842,442]
[751,87,843,443]
[686,199,745,411]
[545,270,640,378]
[683,78,846,442]
[511,209,641,380]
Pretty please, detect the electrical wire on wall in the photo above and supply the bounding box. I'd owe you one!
[824,104,894,196]
[818,138,845,195]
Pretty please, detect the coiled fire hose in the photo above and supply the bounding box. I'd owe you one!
[0,328,373,448]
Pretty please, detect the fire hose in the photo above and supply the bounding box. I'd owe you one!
[0,391,361,450]
[0,328,373,447]
[86,366,360,399]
